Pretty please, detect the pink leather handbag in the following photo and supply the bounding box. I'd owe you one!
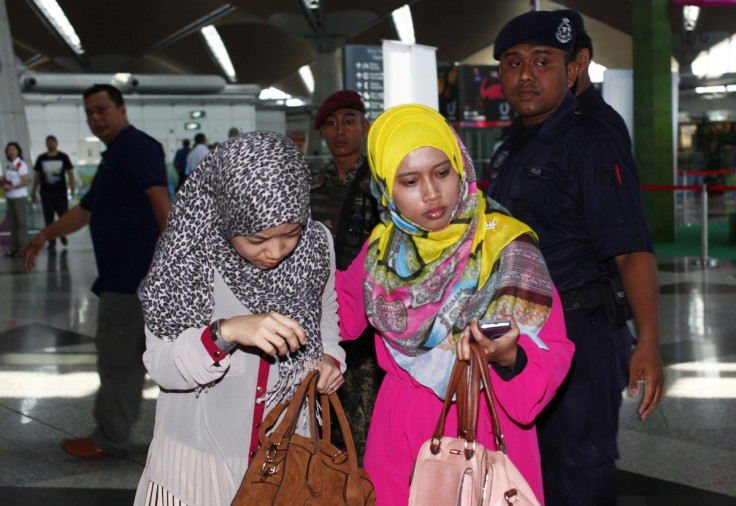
[408,344,541,506]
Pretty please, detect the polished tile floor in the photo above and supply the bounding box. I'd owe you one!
[1,228,735,506]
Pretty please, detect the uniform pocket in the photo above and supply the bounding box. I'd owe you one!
[508,166,555,206]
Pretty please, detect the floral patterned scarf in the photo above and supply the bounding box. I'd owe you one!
[364,104,554,397]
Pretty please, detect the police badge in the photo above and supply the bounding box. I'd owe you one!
[556,17,573,44]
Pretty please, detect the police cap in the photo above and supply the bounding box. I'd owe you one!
[556,9,593,57]
[494,10,578,60]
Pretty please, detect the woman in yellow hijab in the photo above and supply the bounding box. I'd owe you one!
[335,104,573,505]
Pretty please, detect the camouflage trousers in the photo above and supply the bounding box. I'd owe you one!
[335,330,384,467]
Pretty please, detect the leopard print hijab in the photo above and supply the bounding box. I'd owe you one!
[141,131,330,405]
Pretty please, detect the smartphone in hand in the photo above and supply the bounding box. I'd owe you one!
[470,319,511,343]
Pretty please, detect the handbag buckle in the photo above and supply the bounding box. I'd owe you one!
[332,450,348,465]
[261,444,280,477]
[261,461,279,477]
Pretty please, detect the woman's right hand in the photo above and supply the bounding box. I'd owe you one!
[219,313,306,357]
[456,316,519,369]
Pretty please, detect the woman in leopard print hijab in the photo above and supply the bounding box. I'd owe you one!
[142,130,342,403]
[135,131,345,505]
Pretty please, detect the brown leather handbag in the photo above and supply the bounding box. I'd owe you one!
[408,344,541,506]
[231,370,375,506]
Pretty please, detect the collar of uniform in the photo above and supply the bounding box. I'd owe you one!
[576,85,598,103]
[328,152,366,186]
[507,91,579,144]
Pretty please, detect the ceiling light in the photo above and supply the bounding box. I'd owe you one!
[298,65,315,95]
[201,25,238,83]
[706,111,729,122]
[695,85,727,94]
[683,6,701,32]
[33,0,84,54]
[259,87,290,100]
[258,87,305,107]
[392,5,415,45]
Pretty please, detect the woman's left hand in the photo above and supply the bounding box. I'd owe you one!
[316,355,344,395]
[456,316,520,368]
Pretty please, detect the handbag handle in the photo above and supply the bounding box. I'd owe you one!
[323,389,362,474]
[256,370,362,474]
[470,343,507,454]
[430,343,507,459]
[258,371,320,448]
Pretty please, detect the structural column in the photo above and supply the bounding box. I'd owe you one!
[0,0,31,158]
[632,0,676,242]
[305,50,341,156]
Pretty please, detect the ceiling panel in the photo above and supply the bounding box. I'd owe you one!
[7,0,736,99]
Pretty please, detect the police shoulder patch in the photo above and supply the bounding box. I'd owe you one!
[492,150,509,169]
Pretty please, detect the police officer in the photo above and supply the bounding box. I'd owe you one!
[561,9,632,147]
[485,11,664,506]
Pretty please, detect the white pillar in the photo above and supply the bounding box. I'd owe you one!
[0,0,31,158]
[382,41,438,111]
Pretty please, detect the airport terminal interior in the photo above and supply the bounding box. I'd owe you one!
[0,197,735,505]
[2,0,736,505]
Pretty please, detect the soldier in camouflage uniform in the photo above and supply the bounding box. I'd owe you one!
[310,90,382,465]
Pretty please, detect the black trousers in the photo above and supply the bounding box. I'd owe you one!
[40,190,69,246]
[537,292,633,506]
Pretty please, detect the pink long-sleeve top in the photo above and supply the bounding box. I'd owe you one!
[336,242,574,506]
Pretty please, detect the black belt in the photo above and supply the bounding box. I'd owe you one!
[560,276,632,328]
[559,283,605,312]
[559,289,591,311]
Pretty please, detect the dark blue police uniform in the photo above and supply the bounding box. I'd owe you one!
[577,86,631,149]
[486,91,653,506]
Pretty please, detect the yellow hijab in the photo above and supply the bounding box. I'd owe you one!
[363,104,551,396]
[366,103,522,287]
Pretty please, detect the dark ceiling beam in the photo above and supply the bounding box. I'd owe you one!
[116,4,237,72]
[294,0,328,52]
[23,52,47,68]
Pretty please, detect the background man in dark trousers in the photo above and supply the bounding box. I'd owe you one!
[31,135,75,252]
[25,84,170,458]
[310,90,381,464]
[172,138,190,191]
[485,11,664,505]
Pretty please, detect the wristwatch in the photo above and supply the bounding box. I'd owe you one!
[209,319,237,358]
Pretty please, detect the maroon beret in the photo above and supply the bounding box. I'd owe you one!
[313,90,365,129]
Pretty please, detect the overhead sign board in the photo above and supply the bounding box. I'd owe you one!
[343,45,384,122]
